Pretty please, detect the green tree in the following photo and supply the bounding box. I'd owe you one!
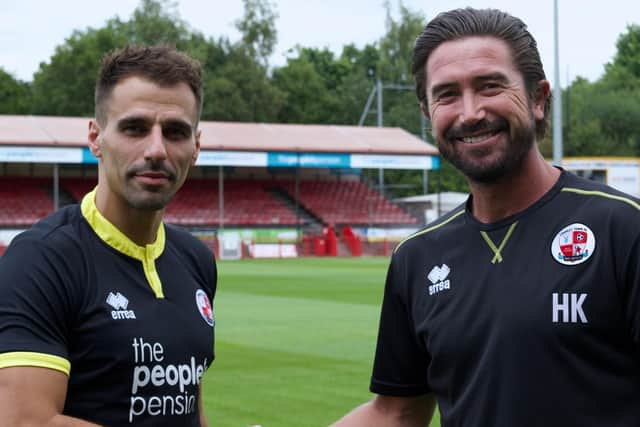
[27,0,283,121]
[273,46,367,124]
[236,0,278,67]
[0,68,31,114]
[332,44,380,124]
[566,87,640,156]
[377,2,425,84]
[428,161,469,194]
[124,0,190,46]
[199,0,284,122]
[30,23,127,116]
[606,24,640,80]
[272,51,336,123]
[272,43,383,125]
[563,23,640,158]
[202,45,284,122]
[363,4,441,196]
[29,0,197,116]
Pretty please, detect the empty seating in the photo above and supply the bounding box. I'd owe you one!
[165,179,299,226]
[61,178,299,226]
[282,180,418,226]
[63,178,300,226]
[62,178,97,202]
[0,177,53,226]
[0,177,417,228]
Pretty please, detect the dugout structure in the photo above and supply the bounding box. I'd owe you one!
[561,157,640,198]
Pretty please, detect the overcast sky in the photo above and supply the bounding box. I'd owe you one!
[1,0,638,88]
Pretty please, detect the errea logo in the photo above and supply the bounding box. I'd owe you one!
[427,264,451,295]
[107,292,137,320]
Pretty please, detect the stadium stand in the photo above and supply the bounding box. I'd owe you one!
[1,176,417,229]
[281,180,418,226]
[0,177,53,226]
[165,179,299,226]
[62,177,97,202]
[59,178,301,226]
[55,177,417,227]
[0,116,438,257]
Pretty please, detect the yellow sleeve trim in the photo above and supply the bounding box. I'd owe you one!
[394,209,466,253]
[0,352,70,375]
[562,188,640,210]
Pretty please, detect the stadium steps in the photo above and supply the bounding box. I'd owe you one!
[266,187,324,232]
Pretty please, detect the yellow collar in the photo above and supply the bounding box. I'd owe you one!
[80,188,165,260]
[80,187,166,298]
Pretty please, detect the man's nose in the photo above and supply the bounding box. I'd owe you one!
[144,125,167,161]
[460,92,486,125]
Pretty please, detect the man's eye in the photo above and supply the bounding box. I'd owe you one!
[482,82,501,91]
[122,125,147,136]
[163,127,191,140]
[437,91,456,102]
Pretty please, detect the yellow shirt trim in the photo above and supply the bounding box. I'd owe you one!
[394,209,466,253]
[0,352,70,375]
[479,221,518,264]
[562,188,640,211]
[80,188,166,298]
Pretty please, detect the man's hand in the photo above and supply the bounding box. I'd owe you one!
[330,393,436,427]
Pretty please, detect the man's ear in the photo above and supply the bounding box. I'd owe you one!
[191,128,201,166]
[420,101,431,120]
[88,120,102,158]
[533,80,551,121]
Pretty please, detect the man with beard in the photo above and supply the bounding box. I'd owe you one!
[331,7,640,427]
[0,45,216,426]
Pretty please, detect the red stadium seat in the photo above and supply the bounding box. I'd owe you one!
[0,177,54,227]
[280,180,417,226]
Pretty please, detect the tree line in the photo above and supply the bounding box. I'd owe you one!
[1,0,639,196]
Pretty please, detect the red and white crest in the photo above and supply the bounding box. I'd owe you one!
[551,223,595,265]
[195,289,214,326]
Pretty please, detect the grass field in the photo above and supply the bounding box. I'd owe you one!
[201,257,440,427]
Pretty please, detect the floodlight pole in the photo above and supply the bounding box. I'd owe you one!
[552,0,563,165]
[359,79,429,198]
[53,164,59,211]
[421,114,428,194]
[218,166,224,231]
[358,86,377,126]
[377,78,384,196]
[295,155,300,237]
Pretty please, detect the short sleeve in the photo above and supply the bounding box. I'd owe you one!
[370,253,431,396]
[0,234,80,374]
[202,244,217,303]
[621,231,640,347]
[198,240,217,361]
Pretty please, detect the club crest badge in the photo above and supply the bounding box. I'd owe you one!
[195,289,214,327]
[551,223,595,265]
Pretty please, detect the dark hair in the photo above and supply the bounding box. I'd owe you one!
[95,45,203,125]
[412,8,550,139]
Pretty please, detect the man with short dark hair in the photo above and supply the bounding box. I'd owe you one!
[332,7,640,427]
[0,45,216,426]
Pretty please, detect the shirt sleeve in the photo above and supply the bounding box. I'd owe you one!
[203,244,217,362]
[0,233,80,374]
[189,233,217,362]
[370,252,431,396]
[621,228,640,348]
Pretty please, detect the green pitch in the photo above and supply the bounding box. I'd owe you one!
[201,257,440,427]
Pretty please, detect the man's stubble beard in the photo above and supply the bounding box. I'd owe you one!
[436,117,537,184]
